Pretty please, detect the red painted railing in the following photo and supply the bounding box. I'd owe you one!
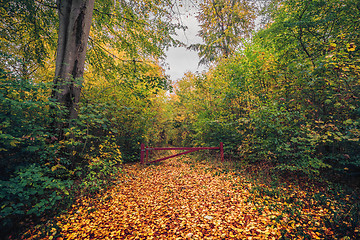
[141,142,224,164]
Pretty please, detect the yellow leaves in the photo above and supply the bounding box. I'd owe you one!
[347,43,356,52]
[51,164,66,172]
[24,157,353,239]
[329,42,337,51]
[309,231,322,239]
[9,139,19,147]
[338,33,346,39]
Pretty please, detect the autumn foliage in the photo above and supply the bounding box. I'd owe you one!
[20,157,359,239]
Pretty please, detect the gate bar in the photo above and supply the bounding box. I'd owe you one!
[140,143,145,164]
[141,142,224,164]
[146,145,149,163]
[148,149,200,164]
[147,147,220,151]
[220,142,224,162]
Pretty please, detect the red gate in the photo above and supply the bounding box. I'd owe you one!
[140,142,224,164]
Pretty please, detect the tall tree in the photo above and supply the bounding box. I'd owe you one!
[52,0,95,137]
[189,0,256,65]
[52,0,182,138]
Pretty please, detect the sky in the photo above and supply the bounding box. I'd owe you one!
[164,8,208,82]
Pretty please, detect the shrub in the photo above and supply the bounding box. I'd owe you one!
[81,136,122,193]
[243,101,330,175]
[0,164,72,226]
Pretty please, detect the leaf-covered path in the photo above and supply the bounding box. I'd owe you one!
[28,156,353,239]
[59,157,274,239]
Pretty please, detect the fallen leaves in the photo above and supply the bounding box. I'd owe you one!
[21,156,359,239]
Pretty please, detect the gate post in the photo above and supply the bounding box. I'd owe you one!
[141,143,145,164]
[220,142,224,162]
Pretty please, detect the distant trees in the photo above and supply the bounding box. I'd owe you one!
[189,0,256,65]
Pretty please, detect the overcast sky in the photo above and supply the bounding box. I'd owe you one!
[164,9,208,82]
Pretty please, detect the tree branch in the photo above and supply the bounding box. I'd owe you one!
[93,8,147,26]
[88,37,147,64]
[297,3,315,68]
[35,0,57,9]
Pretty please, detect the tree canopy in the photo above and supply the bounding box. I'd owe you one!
[189,0,256,65]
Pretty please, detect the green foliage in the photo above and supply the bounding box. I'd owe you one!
[244,101,330,174]
[0,0,57,78]
[0,69,58,178]
[0,164,72,221]
[81,137,122,194]
[79,75,166,162]
[170,0,360,177]
[0,70,124,230]
[88,0,183,83]
[254,0,360,172]
[194,117,241,155]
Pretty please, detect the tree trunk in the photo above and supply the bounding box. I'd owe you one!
[52,0,94,138]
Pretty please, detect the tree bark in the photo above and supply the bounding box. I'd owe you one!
[52,0,94,137]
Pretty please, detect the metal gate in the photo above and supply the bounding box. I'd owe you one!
[140,143,224,164]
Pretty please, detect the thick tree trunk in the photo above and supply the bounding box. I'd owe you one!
[52,0,94,137]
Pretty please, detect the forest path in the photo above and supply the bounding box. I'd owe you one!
[48,156,332,239]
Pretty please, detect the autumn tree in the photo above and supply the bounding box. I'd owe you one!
[51,0,182,139]
[189,0,256,65]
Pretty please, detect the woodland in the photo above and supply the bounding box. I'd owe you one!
[0,0,359,239]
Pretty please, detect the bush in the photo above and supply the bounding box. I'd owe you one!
[193,115,242,156]
[0,70,124,233]
[81,136,122,193]
[0,164,72,226]
[243,101,330,175]
[0,69,59,179]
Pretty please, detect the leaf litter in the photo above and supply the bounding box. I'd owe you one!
[23,156,359,239]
